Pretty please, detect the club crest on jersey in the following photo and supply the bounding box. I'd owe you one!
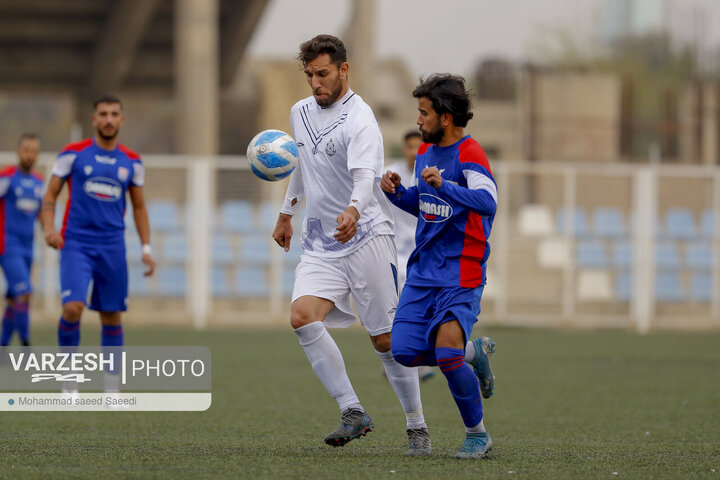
[325,138,336,156]
[418,193,452,223]
[83,177,122,202]
[84,165,93,176]
[15,186,23,196]
[117,167,129,181]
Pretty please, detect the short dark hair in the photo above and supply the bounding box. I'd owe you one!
[93,94,123,110]
[403,130,421,142]
[18,133,39,146]
[412,74,474,127]
[298,34,347,67]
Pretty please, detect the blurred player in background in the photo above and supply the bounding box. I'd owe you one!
[384,130,435,382]
[40,95,155,393]
[0,134,43,346]
[272,34,430,455]
[382,74,497,459]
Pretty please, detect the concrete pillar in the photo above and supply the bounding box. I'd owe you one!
[175,0,219,154]
[345,0,374,105]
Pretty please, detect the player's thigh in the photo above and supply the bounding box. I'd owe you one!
[429,285,484,345]
[292,254,351,306]
[0,254,32,297]
[391,285,436,357]
[89,248,128,313]
[346,235,399,336]
[59,247,95,304]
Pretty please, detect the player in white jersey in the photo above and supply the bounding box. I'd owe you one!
[384,130,435,382]
[272,34,430,456]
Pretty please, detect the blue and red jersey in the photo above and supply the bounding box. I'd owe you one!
[385,136,497,288]
[0,166,43,257]
[52,138,144,247]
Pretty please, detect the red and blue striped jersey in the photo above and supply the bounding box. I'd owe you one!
[0,166,43,256]
[52,138,144,246]
[385,136,497,288]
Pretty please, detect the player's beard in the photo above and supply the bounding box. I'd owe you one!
[315,81,343,108]
[97,125,119,141]
[420,124,444,145]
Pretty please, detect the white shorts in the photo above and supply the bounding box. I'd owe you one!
[292,234,398,336]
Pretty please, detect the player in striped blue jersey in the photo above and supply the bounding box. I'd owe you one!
[382,74,497,459]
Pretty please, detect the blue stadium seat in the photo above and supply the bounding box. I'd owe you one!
[162,234,187,262]
[257,202,278,232]
[218,200,254,233]
[689,273,713,302]
[611,241,632,268]
[593,207,627,238]
[655,241,681,270]
[685,242,712,271]
[655,272,685,302]
[576,240,607,268]
[282,266,296,296]
[212,235,234,265]
[556,207,589,237]
[235,268,269,297]
[239,234,271,265]
[663,208,696,240]
[212,267,231,298]
[701,209,715,239]
[148,200,182,232]
[614,271,631,301]
[128,266,151,297]
[156,267,186,297]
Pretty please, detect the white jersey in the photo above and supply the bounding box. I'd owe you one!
[289,89,394,258]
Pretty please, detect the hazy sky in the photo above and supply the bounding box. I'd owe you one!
[247,0,720,77]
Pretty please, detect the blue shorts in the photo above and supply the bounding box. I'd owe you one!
[0,253,33,298]
[391,284,483,361]
[60,242,128,312]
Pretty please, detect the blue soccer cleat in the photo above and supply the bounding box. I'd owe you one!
[455,431,492,459]
[324,408,374,447]
[469,337,495,399]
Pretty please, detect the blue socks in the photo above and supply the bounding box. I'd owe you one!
[101,324,123,347]
[436,346,484,428]
[58,317,81,347]
[1,304,13,346]
[13,301,29,344]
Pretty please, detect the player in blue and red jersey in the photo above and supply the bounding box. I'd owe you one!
[0,134,43,346]
[381,74,498,459]
[40,95,156,392]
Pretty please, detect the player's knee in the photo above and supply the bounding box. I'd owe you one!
[15,293,31,304]
[62,302,84,321]
[289,307,314,329]
[370,332,391,352]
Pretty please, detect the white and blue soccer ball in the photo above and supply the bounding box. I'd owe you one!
[246,129,298,181]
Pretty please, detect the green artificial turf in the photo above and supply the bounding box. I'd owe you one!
[1,325,719,479]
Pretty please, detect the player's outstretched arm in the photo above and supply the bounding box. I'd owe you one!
[129,185,156,277]
[380,170,402,194]
[40,175,65,249]
[272,213,293,252]
[384,170,420,217]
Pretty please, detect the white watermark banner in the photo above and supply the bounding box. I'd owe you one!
[0,393,211,411]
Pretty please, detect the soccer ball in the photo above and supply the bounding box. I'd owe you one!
[246,129,298,181]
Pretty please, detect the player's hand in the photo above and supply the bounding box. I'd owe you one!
[142,254,156,277]
[44,230,64,250]
[421,166,443,188]
[334,206,360,244]
[272,213,293,252]
[381,170,402,194]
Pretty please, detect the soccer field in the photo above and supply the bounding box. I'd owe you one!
[2,324,719,479]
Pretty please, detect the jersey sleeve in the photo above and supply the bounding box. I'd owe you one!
[346,118,384,174]
[131,161,145,187]
[0,177,9,198]
[385,184,420,217]
[52,152,77,179]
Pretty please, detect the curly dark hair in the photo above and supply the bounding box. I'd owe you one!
[298,34,347,67]
[412,74,473,127]
[93,94,123,110]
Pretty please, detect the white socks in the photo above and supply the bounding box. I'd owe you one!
[466,419,486,433]
[294,322,361,412]
[376,350,427,430]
